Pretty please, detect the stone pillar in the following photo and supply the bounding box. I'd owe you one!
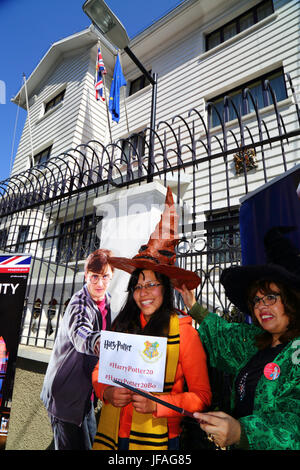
[93,182,169,317]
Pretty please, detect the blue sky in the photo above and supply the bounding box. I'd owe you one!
[0,0,183,182]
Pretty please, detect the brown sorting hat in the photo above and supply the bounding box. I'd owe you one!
[108,186,201,289]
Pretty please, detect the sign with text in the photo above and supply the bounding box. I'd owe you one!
[98,330,167,392]
[0,254,31,450]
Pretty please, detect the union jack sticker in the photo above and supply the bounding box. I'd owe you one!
[0,255,31,273]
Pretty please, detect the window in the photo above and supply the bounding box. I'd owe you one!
[44,89,65,113]
[0,229,8,250]
[205,209,240,264]
[31,145,52,168]
[56,214,101,264]
[121,131,146,162]
[16,226,30,252]
[209,68,287,127]
[129,72,151,96]
[206,0,274,51]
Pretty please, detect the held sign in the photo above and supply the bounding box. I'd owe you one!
[98,330,167,392]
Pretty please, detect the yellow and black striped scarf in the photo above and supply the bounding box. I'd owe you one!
[93,314,180,450]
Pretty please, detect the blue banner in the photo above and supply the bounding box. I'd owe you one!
[239,165,300,266]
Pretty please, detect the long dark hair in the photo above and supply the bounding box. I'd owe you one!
[247,280,300,349]
[112,269,175,337]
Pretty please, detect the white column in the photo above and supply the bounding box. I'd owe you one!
[93,182,169,318]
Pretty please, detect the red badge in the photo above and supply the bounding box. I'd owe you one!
[264,362,280,380]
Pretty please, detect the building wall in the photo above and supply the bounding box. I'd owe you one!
[11,44,110,177]
[112,0,299,220]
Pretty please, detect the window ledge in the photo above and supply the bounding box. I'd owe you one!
[200,12,278,61]
[35,101,63,125]
[206,96,293,135]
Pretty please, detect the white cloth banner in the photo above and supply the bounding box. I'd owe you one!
[98,330,167,392]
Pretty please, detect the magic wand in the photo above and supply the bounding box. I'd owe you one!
[113,379,195,418]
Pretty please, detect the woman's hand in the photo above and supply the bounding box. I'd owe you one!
[103,386,133,407]
[132,393,157,414]
[175,284,196,310]
[193,411,241,448]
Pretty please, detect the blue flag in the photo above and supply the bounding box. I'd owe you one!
[109,54,126,123]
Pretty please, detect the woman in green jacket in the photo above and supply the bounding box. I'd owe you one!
[177,227,300,450]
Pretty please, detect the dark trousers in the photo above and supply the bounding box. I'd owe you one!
[50,405,97,450]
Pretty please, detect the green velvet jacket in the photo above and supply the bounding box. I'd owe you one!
[189,303,300,451]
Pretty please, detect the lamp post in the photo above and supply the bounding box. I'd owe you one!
[82,0,157,182]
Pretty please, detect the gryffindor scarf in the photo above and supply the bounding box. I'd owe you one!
[93,314,180,450]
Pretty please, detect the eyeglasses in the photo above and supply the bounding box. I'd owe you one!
[252,293,281,308]
[133,282,161,293]
[88,274,112,284]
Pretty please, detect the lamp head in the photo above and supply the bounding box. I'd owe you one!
[83,0,130,49]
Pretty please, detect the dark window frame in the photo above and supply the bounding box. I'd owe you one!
[121,130,147,162]
[44,89,66,114]
[31,145,52,168]
[16,225,30,253]
[56,213,102,264]
[129,71,151,96]
[206,0,274,51]
[205,208,240,264]
[0,228,8,250]
[208,67,287,127]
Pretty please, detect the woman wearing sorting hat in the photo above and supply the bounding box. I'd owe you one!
[92,187,212,450]
[178,226,300,450]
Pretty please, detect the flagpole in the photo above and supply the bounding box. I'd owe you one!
[23,73,35,167]
[97,41,113,143]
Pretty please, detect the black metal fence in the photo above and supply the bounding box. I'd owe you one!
[0,73,299,348]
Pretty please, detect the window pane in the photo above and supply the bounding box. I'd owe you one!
[129,72,151,96]
[210,98,223,127]
[34,146,52,166]
[129,78,142,95]
[267,71,287,104]
[223,22,236,41]
[257,0,273,22]
[206,211,240,264]
[207,31,221,50]
[16,226,29,252]
[57,215,100,263]
[228,91,242,120]
[45,90,65,113]
[239,12,254,32]
[0,229,7,250]
[245,81,262,112]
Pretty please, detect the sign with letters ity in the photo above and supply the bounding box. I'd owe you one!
[99,330,167,392]
[0,254,31,450]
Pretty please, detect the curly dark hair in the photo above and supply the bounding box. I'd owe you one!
[247,280,300,349]
[112,269,175,337]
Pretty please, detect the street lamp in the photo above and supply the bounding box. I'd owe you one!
[82,0,157,182]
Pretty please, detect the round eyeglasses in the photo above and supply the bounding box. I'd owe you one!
[133,282,161,293]
[252,293,281,308]
[88,273,112,284]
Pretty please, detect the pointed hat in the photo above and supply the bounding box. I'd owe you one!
[108,186,201,289]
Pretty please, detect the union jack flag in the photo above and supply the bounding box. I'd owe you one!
[95,47,107,102]
[0,255,31,273]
